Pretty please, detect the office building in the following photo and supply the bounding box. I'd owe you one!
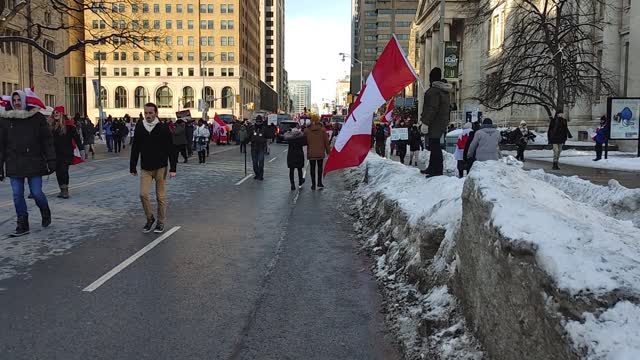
[84,0,261,122]
[260,0,287,112]
[289,80,311,114]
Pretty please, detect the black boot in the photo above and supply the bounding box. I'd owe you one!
[11,215,30,237]
[41,207,51,228]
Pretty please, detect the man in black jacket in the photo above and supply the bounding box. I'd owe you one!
[0,90,56,237]
[249,116,268,180]
[420,67,452,178]
[130,103,178,234]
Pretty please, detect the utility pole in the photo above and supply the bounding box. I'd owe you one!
[26,0,33,87]
[98,53,104,135]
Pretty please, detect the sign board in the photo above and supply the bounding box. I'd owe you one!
[607,97,640,140]
[390,127,408,141]
[176,110,192,121]
[267,114,278,125]
[444,41,460,80]
[92,80,100,102]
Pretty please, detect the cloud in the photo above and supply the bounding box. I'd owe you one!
[285,16,352,106]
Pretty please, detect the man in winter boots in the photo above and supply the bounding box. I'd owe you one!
[0,90,56,237]
[420,67,452,178]
[249,116,268,181]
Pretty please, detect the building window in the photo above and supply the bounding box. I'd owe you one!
[144,52,150,61]
[167,68,173,76]
[220,52,227,61]
[221,87,233,108]
[134,68,140,76]
[187,4,193,13]
[188,68,194,76]
[221,20,227,29]
[377,22,391,28]
[177,68,183,76]
[200,4,206,13]
[188,36,194,46]
[177,4,182,13]
[166,36,172,45]
[228,20,234,29]
[143,3,149,12]
[92,20,99,29]
[132,4,138,13]
[165,4,171,13]
[155,68,161,76]
[200,36,207,46]
[221,68,227,77]
[221,37,227,46]
[200,20,206,29]
[208,20,214,29]
[188,20,193,29]
[154,20,160,29]
[182,86,194,108]
[177,36,183,45]
[166,20,172,29]
[203,87,214,107]
[228,68,234,76]
[43,40,55,74]
[177,20,183,29]
[143,20,149,29]
[153,3,159,13]
[228,4,234,13]
[228,52,235,61]
[133,87,147,108]
[207,68,214,76]
[166,52,173,61]
[490,7,505,50]
[208,36,214,46]
[177,52,184,61]
[154,52,160,61]
[188,52,194,61]
[208,4,214,13]
[208,52,215,61]
[156,86,173,108]
[144,68,150,76]
[115,86,127,108]
[220,4,226,13]
[99,86,107,108]
[228,37,234,46]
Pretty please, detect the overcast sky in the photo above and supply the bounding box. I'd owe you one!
[285,0,352,106]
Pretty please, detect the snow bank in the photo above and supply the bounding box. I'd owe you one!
[469,161,640,296]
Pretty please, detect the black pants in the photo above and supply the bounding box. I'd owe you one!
[516,144,527,161]
[114,137,122,153]
[457,160,466,178]
[289,168,303,186]
[427,138,443,175]
[595,142,603,160]
[206,143,210,156]
[198,150,206,163]
[309,159,324,186]
[56,160,70,187]
[375,141,385,157]
[186,140,193,156]
[175,145,188,162]
[397,143,407,164]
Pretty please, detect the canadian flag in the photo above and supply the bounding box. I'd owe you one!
[213,113,229,142]
[380,99,394,124]
[324,36,417,175]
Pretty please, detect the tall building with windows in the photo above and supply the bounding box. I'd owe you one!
[351,0,418,94]
[0,0,68,107]
[84,0,261,122]
[288,80,311,114]
[260,0,286,112]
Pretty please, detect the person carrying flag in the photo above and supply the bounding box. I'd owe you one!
[0,90,56,237]
[48,106,84,199]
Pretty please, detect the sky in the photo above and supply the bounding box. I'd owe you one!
[285,0,352,106]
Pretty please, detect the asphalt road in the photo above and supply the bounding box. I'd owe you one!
[0,144,399,360]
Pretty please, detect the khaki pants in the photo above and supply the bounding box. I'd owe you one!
[140,168,167,223]
[552,144,562,162]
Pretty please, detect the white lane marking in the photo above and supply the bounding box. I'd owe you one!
[268,157,278,163]
[235,174,254,186]
[283,149,288,153]
[82,226,181,293]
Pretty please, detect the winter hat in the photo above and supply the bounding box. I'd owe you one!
[429,67,442,84]
[54,106,65,114]
[520,120,527,126]
[255,115,264,124]
[482,118,493,125]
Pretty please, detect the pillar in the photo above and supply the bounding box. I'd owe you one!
[424,35,432,81]
[431,29,440,71]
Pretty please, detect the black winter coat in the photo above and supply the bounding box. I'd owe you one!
[0,108,56,177]
[249,124,268,150]
[408,127,422,151]
[130,121,178,173]
[284,131,306,169]
[548,117,572,144]
[52,124,83,165]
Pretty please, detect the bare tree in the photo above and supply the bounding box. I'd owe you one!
[0,0,159,60]
[468,0,618,119]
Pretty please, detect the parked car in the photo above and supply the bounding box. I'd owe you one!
[276,121,299,143]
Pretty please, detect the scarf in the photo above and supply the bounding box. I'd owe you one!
[143,118,159,133]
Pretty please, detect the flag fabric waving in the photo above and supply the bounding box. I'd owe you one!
[380,99,394,124]
[324,36,417,175]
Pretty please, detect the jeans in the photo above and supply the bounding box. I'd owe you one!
[140,168,167,223]
[251,147,265,178]
[106,135,113,152]
[427,138,443,175]
[10,176,49,217]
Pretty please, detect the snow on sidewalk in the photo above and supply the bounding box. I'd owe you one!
[515,149,640,172]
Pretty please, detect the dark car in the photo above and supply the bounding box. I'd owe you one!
[276,121,299,143]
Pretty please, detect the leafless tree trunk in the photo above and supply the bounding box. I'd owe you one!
[468,0,618,119]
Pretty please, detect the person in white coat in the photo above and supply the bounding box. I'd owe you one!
[193,119,211,164]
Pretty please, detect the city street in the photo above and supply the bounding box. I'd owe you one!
[0,144,399,360]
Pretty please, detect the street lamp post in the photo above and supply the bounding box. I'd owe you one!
[98,52,104,137]
[339,53,363,95]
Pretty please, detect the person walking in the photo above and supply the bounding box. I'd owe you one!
[284,126,307,190]
[304,115,331,190]
[250,116,268,180]
[467,118,501,164]
[48,106,84,199]
[193,119,210,164]
[395,119,409,164]
[454,122,473,178]
[122,114,131,149]
[408,124,422,167]
[374,124,387,157]
[0,90,55,237]
[81,116,96,159]
[127,116,136,146]
[113,118,126,153]
[238,123,248,153]
[185,120,195,158]
[104,116,114,152]
[513,121,535,162]
[130,103,178,234]
[420,67,452,178]
[173,119,189,163]
[593,116,607,161]
[548,113,572,170]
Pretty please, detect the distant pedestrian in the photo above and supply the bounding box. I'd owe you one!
[548,113,572,170]
[468,118,501,164]
[284,126,307,190]
[513,121,535,162]
[420,67,452,178]
[304,115,331,190]
[454,123,473,178]
[463,121,481,171]
[193,119,210,164]
[104,116,114,152]
[0,90,55,237]
[593,116,607,161]
[375,124,387,157]
[395,120,409,164]
[185,120,195,157]
[130,103,178,234]
[408,125,422,167]
[250,116,268,180]
[48,106,83,199]
[81,116,96,159]
[173,119,189,163]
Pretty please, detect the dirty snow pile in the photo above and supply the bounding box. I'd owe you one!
[469,162,640,359]
[347,153,483,360]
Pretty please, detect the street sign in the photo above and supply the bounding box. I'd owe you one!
[607,97,640,140]
[176,110,192,121]
[92,79,100,101]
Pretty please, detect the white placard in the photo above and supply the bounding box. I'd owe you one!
[391,127,408,141]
